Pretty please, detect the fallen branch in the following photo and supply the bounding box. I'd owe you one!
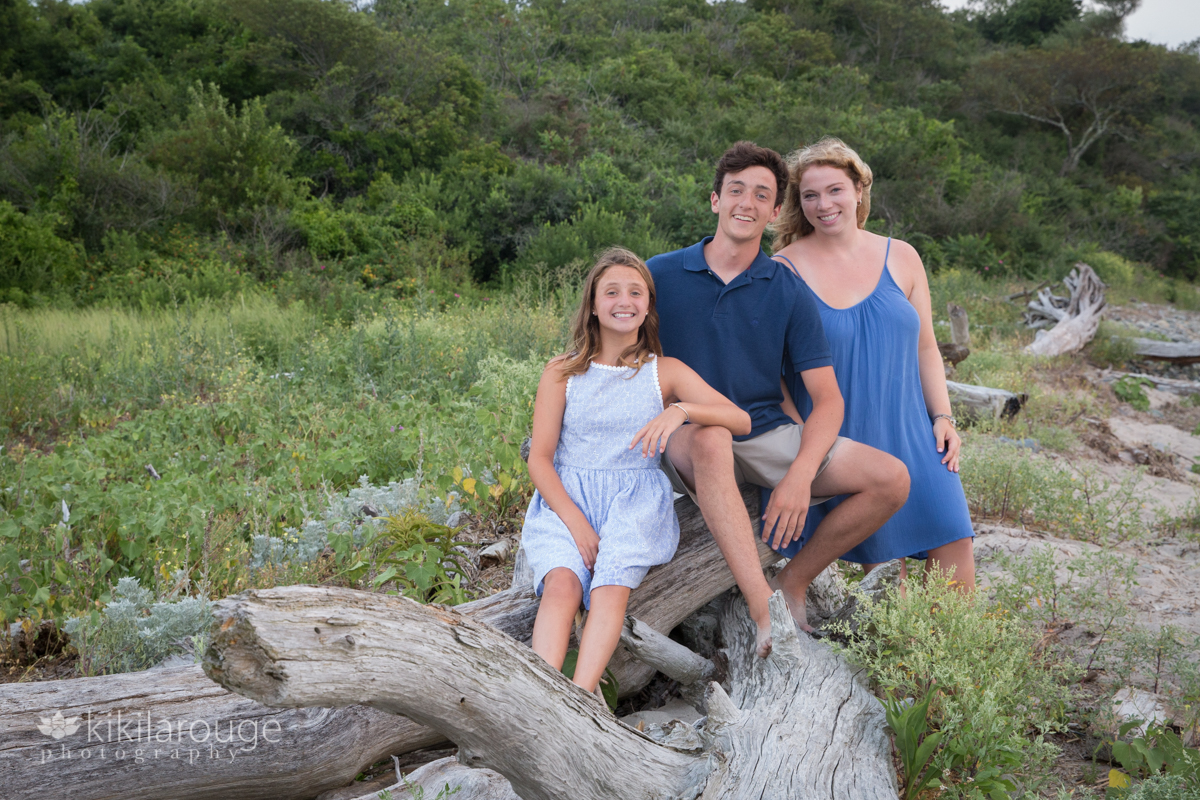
[1131,338,1200,365]
[946,380,1026,421]
[1024,263,1106,356]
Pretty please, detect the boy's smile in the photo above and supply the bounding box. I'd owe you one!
[711,166,781,245]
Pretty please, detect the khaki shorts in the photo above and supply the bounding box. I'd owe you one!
[661,422,847,505]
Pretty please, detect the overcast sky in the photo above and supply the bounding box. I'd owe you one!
[938,0,1200,49]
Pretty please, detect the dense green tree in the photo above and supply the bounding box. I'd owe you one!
[976,0,1082,46]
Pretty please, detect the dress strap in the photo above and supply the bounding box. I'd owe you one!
[883,237,892,266]
[772,254,799,276]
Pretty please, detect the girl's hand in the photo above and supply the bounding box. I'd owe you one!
[934,418,961,472]
[568,520,601,571]
[630,404,688,457]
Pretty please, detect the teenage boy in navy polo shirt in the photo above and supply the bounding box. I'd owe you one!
[648,141,910,657]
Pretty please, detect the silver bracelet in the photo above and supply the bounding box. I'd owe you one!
[669,402,690,422]
[931,413,956,428]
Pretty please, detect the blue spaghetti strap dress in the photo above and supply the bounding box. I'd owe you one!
[774,240,974,563]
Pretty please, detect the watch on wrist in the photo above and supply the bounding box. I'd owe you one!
[931,413,957,428]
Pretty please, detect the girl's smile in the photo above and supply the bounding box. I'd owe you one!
[593,265,650,335]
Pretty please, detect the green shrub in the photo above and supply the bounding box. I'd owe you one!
[512,204,673,277]
[1089,321,1139,368]
[835,575,1071,798]
[1113,376,1153,411]
[0,201,81,304]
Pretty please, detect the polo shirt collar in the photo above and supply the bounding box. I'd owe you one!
[684,237,778,280]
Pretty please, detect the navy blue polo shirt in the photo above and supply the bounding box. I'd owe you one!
[648,238,832,441]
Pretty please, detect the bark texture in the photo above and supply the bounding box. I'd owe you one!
[204,586,712,800]
[204,585,898,800]
[1130,338,1200,365]
[0,664,439,800]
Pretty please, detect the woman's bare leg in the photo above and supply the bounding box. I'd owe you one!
[862,537,976,592]
[572,585,631,694]
[925,537,976,591]
[531,568,583,670]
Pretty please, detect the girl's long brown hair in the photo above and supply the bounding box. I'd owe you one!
[558,247,662,378]
[772,136,874,252]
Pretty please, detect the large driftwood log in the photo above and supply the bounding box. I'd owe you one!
[0,489,779,800]
[1024,263,1106,356]
[946,380,1026,420]
[0,664,441,800]
[204,584,898,800]
[1131,338,1200,365]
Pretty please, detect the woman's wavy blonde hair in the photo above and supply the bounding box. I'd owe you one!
[558,247,662,378]
[772,137,874,251]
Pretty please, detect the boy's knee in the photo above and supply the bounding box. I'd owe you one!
[882,457,910,509]
[691,425,734,460]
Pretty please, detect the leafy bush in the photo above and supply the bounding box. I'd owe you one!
[512,204,673,278]
[0,201,81,304]
[835,575,1072,798]
[63,575,213,675]
[355,510,471,605]
[1113,376,1154,411]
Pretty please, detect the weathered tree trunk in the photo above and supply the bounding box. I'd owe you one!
[0,489,781,800]
[204,584,898,800]
[1130,338,1200,365]
[1024,263,1106,356]
[946,380,1026,420]
[0,664,441,800]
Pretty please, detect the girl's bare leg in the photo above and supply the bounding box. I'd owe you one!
[531,568,584,670]
[572,585,632,694]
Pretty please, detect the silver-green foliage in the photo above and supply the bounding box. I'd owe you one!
[64,574,213,675]
[250,475,461,569]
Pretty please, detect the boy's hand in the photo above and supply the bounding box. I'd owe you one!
[762,469,812,550]
[568,521,601,570]
[630,404,688,457]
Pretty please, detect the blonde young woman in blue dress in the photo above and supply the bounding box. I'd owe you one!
[770,138,975,588]
[522,247,750,694]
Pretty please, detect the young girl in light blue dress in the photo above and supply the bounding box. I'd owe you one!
[523,247,750,695]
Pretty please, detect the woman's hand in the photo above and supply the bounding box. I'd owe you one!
[934,418,961,472]
[568,519,601,571]
[630,404,688,457]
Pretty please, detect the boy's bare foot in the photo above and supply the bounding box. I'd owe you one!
[768,577,814,634]
[755,623,773,658]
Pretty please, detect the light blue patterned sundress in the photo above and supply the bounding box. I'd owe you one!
[520,357,680,609]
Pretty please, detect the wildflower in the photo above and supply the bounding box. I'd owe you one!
[454,293,461,298]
